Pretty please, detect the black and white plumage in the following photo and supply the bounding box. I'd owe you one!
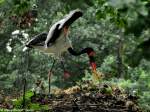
[26,9,100,80]
[26,9,83,57]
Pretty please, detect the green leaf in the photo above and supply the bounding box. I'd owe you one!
[0,0,4,4]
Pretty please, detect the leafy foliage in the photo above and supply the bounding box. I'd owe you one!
[0,0,150,111]
[13,91,33,108]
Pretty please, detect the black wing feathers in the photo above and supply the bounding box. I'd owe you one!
[62,11,83,28]
[26,32,47,48]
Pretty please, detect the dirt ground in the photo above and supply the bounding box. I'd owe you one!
[0,81,142,112]
[30,83,142,112]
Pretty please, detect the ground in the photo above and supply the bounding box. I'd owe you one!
[0,81,142,112]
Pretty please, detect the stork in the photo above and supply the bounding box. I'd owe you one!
[26,9,100,94]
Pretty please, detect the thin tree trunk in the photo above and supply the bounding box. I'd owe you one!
[116,37,124,78]
[22,78,26,109]
[22,46,30,109]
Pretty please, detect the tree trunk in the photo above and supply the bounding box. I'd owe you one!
[116,37,124,78]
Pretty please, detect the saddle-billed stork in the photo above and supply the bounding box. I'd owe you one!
[26,9,100,93]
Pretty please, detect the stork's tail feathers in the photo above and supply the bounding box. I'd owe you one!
[26,43,33,48]
[25,32,47,48]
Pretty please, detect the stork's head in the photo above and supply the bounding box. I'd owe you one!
[68,47,101,80]
[87,48,96,71]
[81,47,96,71]
[84,48,102,80]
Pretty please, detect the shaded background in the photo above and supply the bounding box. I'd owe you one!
[0,0,150,111]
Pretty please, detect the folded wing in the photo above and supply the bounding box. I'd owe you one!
[26,32,47,48]
[46,9,83,46]
[59,9,83,29]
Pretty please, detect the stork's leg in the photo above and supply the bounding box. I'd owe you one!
[48,59,56,97]
[60,59,65,88]
[60,59,71,80]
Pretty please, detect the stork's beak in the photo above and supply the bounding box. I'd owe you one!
[88,50,101,81]
[90,62,101,81]
[90,62,97,71]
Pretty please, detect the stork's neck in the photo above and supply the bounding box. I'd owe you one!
[68,47,97,71]
[68,47,95,56]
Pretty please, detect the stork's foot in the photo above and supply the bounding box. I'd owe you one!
[64,70,71,79]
